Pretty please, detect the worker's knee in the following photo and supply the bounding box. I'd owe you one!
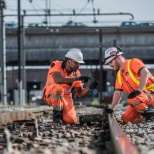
[121,114,132,124]
[121,113,142,124]
[63,114,78,124]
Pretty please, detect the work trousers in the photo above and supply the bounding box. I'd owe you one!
[121,90,154,124]
[42,84,77,124]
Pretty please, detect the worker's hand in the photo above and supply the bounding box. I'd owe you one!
[106,107,113,114]
[76,75,91,83]
[128,90,141,99]
[89,81,99,89]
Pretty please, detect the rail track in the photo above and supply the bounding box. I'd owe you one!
[0,105,153,154]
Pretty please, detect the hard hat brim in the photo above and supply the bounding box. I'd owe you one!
[104,57,115,64]
[76,60,85,63]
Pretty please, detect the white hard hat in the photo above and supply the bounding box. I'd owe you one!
[103,47,123,64]
[65,48,85,63]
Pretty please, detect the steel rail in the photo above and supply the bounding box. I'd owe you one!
[108,114,140,154]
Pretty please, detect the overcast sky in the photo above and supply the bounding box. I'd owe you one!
[4,0,154,26]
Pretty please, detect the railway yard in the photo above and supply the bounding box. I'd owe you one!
[0,105,153,154]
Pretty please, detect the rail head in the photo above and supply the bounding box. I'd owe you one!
[108,114,140,154]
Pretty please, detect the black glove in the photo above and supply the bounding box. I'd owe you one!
[76,75,91,83]
[128,90,141,99]
[89,81,99,89]
[106,107,113,114]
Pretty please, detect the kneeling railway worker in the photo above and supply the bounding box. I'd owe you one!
[42,48,98,124]
[103,47,154,123]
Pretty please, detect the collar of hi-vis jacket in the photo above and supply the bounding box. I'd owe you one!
[117,59,154,90]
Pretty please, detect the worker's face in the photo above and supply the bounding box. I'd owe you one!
[108,57,120,70]
[68,59,80,71]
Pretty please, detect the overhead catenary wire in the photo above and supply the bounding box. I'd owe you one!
[28,0,44,22]
[90,0,98,24]
[71,0,90,21]
[4,0,135,27]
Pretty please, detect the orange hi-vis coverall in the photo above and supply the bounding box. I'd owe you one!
[42,60,82,124]
[115,58,154,123]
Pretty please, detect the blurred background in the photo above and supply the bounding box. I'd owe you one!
[4,0,154,27]
[0,0,154,106]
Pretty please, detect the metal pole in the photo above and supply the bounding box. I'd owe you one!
[17,0,22,105]
[45,0,48,26]
[49,0,51,26]
[0,0,7,105]
[99,29,103,104]
[21,15,26,106]
[0,2,3,104]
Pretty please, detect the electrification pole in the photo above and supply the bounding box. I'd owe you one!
[0,0,7,105]
[21,15,26,106]
[99,29,103,104]
[17,0,22,105]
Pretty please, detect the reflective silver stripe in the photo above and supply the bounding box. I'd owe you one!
[49,94,63,100]
[130,102,142,108]
[144,91,152,102]
[53,106,63,111]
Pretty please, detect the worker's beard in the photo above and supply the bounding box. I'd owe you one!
[66,67,76,74]
[71,67,79,73]
[113,61,120,71]
[73,66,79,71]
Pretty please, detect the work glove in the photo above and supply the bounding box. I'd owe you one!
[89,81,99,89]
[128,90,141,99]
[76,75,91,83]
[105,106,113,114]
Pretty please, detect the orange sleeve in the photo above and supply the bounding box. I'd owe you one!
[48,61,61,73]
[73,70,82,88]
[131,58,145,75]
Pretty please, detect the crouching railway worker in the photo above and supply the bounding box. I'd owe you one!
[103,46,154,124]
[42,48,98,124]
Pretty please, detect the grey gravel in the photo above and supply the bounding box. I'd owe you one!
[0,106,112,154]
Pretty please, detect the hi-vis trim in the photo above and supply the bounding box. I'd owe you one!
[53,106,62,111]
[117,59,154,90]
[117,69,122,87]
[49,94,63,100]
[129,102,142,108]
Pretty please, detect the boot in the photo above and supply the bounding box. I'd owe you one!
[140,107,154,121]
[53,110,63,124]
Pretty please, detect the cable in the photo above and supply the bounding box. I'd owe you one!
[28,0,44,22]
[91,0,98,24]
[71,0,90,21]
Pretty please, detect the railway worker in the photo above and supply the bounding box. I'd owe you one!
[103,46,154,124]
[42,48,98,124]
